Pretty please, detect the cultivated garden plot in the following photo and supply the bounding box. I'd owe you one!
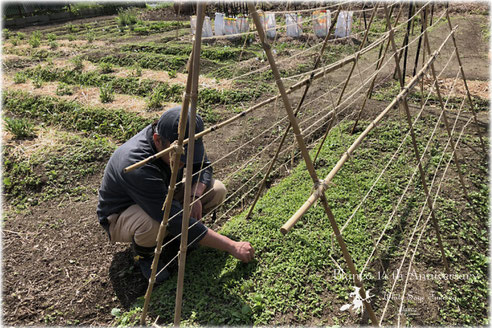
[1,2,489,326]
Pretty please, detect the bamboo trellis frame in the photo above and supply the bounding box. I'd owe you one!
[119,3,483,326]
[247,2,379,325]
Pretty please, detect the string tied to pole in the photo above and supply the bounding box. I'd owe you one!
[169,141,185,174]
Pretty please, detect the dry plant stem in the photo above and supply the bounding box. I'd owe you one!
[383,4,450,273]
[245,7,342,220]
[280,48,441,234]
[445,9,486,153]
[174,4,206,326]
[247,3,378,325]
[123,36,387,174]
[313,4,379,163]
[139,7,202,326]
[420,7,470,202]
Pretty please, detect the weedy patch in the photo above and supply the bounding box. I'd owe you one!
[4,116,36,139]
[3,128,116,208]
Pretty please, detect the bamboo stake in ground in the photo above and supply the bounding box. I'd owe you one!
[382,4,450,273]
[174,3,206,326]
[445,7,486,153]
[419,7,471,203]
[313,4,379,163]
[138,5,204,326]
[246,6,341,220]
[247,3,378,325]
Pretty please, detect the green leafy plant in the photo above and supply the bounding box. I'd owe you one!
[99,62,114,74]
[16,32,26,40]
[99,83,115,103]
[13,71,27,84]
[10,37,18,46]
[49,41,59,50]
[146,89,164,111]
[70,56,84,71]
[116,8,139,27]
[132,64,142,77]
[3,28,10,40]
[56,82,74,96]
[29,31,41,48]
[168,69,177,79]
[87,31,95,43]
[46,33,57,42]
[68,34,75,42]
[32,75,43,88]
[4,116,35,139]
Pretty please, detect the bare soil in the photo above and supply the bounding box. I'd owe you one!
[2,5,489,326]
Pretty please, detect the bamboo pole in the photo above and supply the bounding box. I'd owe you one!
[313,4,379,163]
[412,4,424,77]
[247,3,378,325]
[139,5,204,326]
[445,7,486,153]
[138,28,199,328]
[174,4,206,325]
[281,46,442,234]
[382,4,450,273]
[419,7,471,203]
[245,6,342,220]
[351,3,404,134]
[124,33,389,174]
[401,2,413,86]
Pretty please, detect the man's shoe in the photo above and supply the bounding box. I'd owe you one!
[135,255,170,284]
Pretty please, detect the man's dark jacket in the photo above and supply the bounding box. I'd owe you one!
[97,124,212,237]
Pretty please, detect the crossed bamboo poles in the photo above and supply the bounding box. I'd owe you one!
[121,2,484,326]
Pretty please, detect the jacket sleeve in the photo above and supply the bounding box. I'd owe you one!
[122,165,182,223]
[191,152,213,187]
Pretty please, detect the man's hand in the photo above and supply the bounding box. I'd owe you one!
[231,241,255,263]
[190,198,203,220]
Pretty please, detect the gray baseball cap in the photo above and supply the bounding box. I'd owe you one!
[156,106,205,163]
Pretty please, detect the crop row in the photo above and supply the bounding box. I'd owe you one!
[120,41,259,61]
[21,65,266,117]
[3,90,154,142]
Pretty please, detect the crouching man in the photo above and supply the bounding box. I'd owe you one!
[97,106,254,283]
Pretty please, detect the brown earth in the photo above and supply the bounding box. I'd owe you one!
[2,4,489,326]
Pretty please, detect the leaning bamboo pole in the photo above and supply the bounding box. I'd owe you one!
[313,4,379,163]
[245,6,342,220]
[247,3,378,325]
[174,4,206,325]
[280,44,443,235]
[419,7,471,202]
[382,4,450,273]
[138,5,204,326]
[445,7,486,153]
[123,35,388,174]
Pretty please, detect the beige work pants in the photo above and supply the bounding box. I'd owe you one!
[107,179,226,247]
